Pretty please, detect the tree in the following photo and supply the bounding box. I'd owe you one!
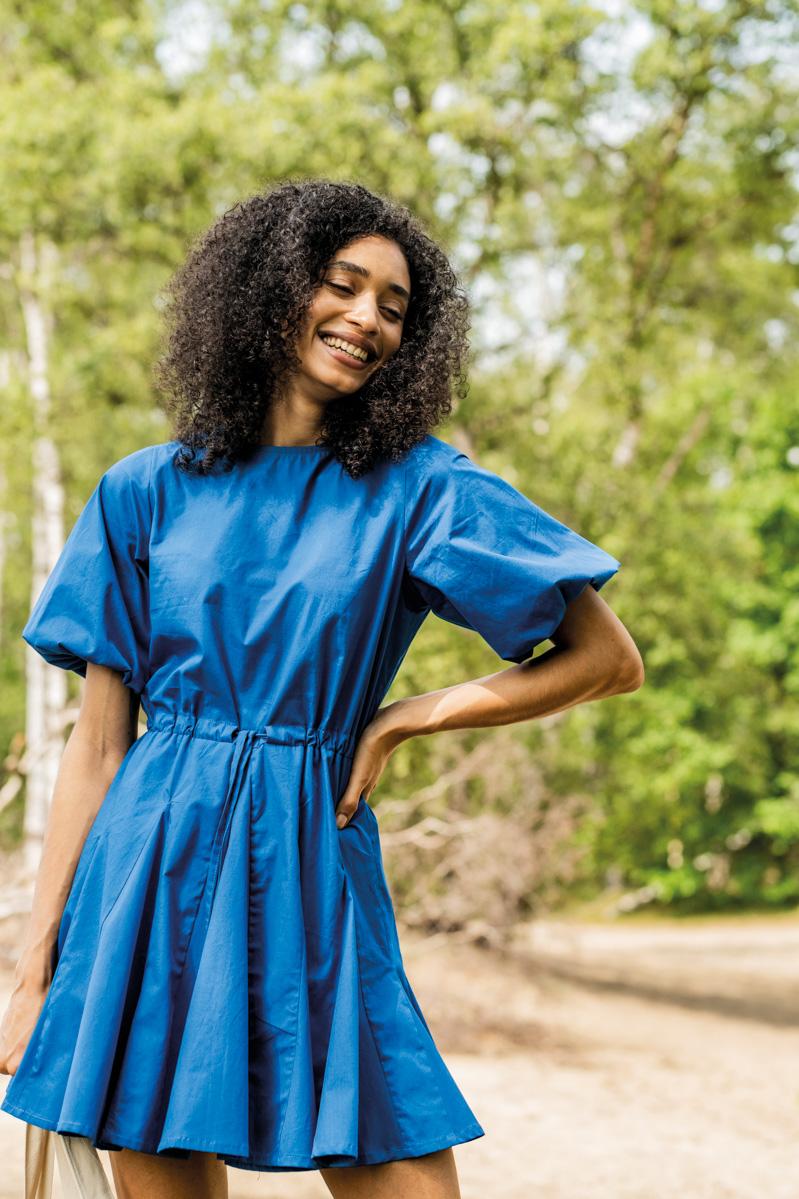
[2,0,797,913]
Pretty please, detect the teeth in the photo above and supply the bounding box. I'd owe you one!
[321,335,370,362]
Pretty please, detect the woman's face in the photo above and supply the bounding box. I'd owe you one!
[291,235,411,396]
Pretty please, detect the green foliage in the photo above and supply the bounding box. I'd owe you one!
[1,0,797,915]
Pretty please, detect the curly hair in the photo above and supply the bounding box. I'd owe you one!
[154,178,471,478]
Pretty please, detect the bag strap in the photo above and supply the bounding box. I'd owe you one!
[25,1124,114,1199]
[24,1124,53,1199]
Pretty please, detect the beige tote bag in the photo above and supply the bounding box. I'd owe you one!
[25,1122,113,1199]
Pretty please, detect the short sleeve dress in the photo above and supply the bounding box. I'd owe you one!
[0,434,620,1172]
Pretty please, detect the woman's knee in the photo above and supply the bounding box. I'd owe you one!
[320,1146,461,1199]
[108,1146,228,1199]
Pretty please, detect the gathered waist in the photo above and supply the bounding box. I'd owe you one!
[145,712,359,759]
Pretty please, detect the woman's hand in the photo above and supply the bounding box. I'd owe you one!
[334,587,643,829]
[335,589,642,832]
[334,708,407,828]
[0,977,49,1076]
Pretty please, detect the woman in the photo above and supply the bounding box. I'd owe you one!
[0,179,643,1199]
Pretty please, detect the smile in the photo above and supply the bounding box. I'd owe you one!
[318,333,375,367]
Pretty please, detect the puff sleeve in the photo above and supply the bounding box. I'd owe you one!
[403,437,620,664]
[22,450,153,695]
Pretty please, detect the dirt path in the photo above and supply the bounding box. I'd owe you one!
[0,915,796,1198]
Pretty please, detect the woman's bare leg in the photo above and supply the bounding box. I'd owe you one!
[108,1147,228,1199]
[320,1147,461,1199]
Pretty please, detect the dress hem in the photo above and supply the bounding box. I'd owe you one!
[0,1097,485,1172]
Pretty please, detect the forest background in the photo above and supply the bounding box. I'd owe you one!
[1,0,798,937]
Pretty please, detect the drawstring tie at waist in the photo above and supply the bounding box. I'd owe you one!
[145,712,358,759]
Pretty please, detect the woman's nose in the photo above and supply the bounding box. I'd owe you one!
[346,295,380,330]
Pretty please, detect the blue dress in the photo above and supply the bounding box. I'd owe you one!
[1,434,619,1171]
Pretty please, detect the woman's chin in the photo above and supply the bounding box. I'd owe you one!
[317,366,370,394]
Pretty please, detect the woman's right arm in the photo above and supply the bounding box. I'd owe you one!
[0,663,139,1075]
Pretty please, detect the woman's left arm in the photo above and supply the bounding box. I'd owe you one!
[335,586,643,827]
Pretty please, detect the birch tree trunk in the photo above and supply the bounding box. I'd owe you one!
[0,350,17,654]
[18,230,67,877]
[0,462,6,653]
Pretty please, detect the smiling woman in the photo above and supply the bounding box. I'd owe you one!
[303,236,410,381]
[0,178,641,1199]
[153,178,470,477]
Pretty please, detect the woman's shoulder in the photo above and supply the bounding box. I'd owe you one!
[100,440,181,488]
[402,433,465,482]
[402,433,498,504]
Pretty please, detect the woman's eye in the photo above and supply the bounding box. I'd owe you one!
[327,280,402,322]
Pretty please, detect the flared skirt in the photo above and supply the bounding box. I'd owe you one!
[0,714,484,1171]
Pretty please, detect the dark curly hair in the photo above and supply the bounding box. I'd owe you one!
[154,178,471,478]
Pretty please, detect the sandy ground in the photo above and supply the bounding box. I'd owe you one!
[0,913,797,1199]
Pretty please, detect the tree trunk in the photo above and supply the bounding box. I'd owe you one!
[18,230,68,877]
[0,460,6,652]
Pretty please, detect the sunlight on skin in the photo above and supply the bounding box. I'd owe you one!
[108,1148,229,1199]
[108,1145,462,1199]
[320,1148,462,1199]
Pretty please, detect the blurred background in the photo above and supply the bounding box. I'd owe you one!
[1,1,798,1196]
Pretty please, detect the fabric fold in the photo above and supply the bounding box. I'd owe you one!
[3,721,484,1170]
[309,882,360,1160]
[2,434,622,1167]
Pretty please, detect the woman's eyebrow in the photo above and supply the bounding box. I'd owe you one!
[325,259,410,302]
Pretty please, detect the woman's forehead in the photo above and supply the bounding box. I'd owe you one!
[326,238,411,294]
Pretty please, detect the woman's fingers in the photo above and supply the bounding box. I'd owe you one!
[335,782,368,828]
[0,986,48,1075]
[335,717,399,828]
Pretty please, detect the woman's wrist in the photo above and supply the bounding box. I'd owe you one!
[370,696,435,745]
[13,942,56,991]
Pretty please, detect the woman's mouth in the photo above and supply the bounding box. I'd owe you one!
[318,332,374,370]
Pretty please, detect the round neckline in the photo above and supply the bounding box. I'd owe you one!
[252,443,330,452]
